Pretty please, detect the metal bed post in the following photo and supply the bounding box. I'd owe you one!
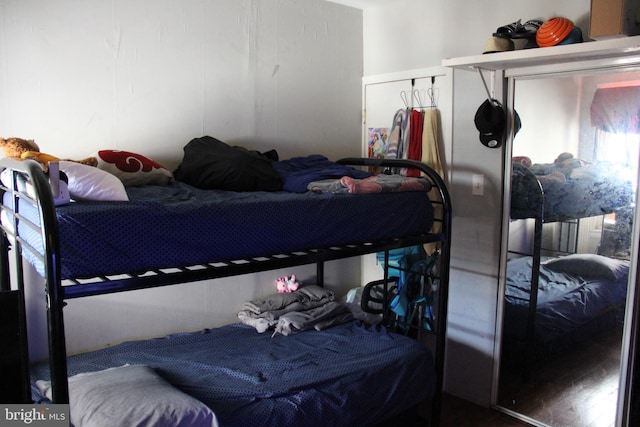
[382,249,391,324]
[30,161,69,404]
[429,163,452,427]
[509,163,545,383]
[316,261,324,287]
[1,160,70,403]
[337,157,452,427]
[523,213,543,383]
[0,232,9,292]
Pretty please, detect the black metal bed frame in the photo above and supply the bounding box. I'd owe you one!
[0,156,452,427]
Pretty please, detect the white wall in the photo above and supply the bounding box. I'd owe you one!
[514,77,582,162]
[0,0,364,359]
[0,0,363,166]
[361,0,591,406]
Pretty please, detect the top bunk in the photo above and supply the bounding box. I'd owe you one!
[0,137,452,299]
[510,152,635,223]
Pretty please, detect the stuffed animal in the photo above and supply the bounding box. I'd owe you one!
[276,275,300,293]
[554,152,587,170]
[0,137,40,158]
[0,137,98,171]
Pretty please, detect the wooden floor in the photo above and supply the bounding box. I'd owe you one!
[440,393,529,427]
[439,325,623,427]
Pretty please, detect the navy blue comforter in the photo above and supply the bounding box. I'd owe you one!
[31,321,436,427]
[504,256,629,343]
[18,180,433,280]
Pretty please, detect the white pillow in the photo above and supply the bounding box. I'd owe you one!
[36,365,218,427]
[59,161,129,202]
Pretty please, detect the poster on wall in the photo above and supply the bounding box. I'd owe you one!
[367,127,389,174]
[367,127,389,159]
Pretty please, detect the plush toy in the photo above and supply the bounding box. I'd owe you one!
[0,137,98,171]
[0,137,40,158]
[276,275,300,293]
[554,152,588,170]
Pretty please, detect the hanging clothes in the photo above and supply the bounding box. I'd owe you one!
[385,108,409,160]
[406,109,424,177]
[397,109,411,163]
[421,108,445,255]
[421,109,444,177]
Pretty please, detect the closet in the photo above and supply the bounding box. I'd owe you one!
[444,36,640,427]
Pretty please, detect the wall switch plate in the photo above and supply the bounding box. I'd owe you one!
[472,174,484,196]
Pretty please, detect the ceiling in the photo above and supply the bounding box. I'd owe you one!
[323,0,392,10]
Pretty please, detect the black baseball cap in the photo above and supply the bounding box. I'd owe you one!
[474,99,521,148]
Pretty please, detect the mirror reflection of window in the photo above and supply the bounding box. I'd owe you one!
[595,130,640,165]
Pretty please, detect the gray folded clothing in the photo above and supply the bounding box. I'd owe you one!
[241,285,334,315]
[236,311,275,333]
[273,301,354,336]
[238,285,345,334]
[238,296,339,333]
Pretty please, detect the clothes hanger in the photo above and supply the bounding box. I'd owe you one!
[428,76,439,109]
[412,89,427,109]
[400,90,412,108]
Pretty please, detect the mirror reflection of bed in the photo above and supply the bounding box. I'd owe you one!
[497,71,640,426]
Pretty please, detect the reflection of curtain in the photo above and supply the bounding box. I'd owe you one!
[590,86,640,134]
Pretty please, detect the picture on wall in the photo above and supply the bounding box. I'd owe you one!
[367,127,389,159]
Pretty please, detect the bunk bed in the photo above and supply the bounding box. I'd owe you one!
[0,153,452,427]
[504,155,634,376]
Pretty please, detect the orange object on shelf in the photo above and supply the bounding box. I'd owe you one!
[536,17,574,47]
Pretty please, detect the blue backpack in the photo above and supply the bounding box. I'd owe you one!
[369,246,439,333]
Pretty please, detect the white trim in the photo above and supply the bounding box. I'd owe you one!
[442,36,640,72]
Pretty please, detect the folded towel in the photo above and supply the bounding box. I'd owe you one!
[273,301,354,336]
[238,285,341,334]
[241,285,334,315]
[238,297,339,332]
[236,311,275,333]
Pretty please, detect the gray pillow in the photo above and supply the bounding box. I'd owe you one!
[37,365,218,427]
[543,253,628,282]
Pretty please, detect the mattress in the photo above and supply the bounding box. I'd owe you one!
[31,321,436,427]
[504,256,629,343]
[13,181,434,280]
[510,161,634,221]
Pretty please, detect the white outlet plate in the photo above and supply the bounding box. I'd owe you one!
[472,174,484,196]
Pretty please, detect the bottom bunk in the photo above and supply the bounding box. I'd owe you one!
[30,320,435,427]
[501,254,629,374]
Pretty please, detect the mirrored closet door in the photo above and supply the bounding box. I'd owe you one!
[497,66,640,426]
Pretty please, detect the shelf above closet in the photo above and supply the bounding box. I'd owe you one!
[442,35,640,71]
